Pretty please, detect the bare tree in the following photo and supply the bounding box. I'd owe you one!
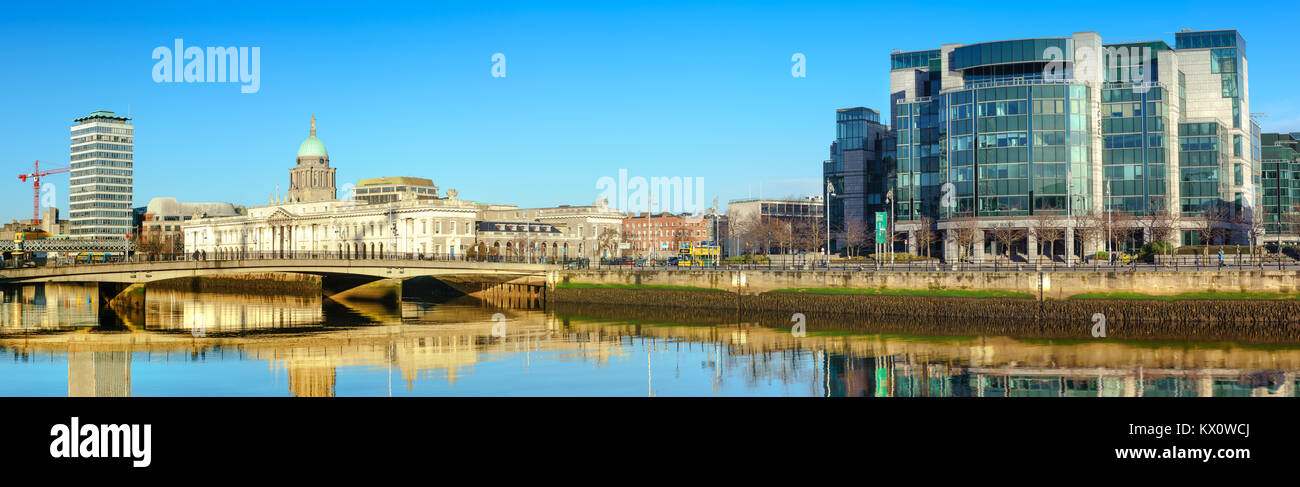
[950,217,979,263]
[1105,210,1139,255]
[1072,210,1103,262]
[1195,203,1233,259]
[793,218,824,262]
[844,218,867,258]
[1138,209,1180,263]
[1236,210,1265,260]
[989,225,1026,262]
[1027,214,1065,264]
[915,216,938,259]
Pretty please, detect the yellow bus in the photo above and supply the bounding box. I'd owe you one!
[676,242,720,267]
[75,252,113,264]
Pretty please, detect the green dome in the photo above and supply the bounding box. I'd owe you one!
[297,136,327,157]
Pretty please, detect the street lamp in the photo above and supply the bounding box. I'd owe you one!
[886,188,895,265]
[825,180,835,268]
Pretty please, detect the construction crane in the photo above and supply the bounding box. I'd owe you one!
[16,160,70,225]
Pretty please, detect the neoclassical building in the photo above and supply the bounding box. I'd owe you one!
[183,117,627,260]
[184,118,478,259]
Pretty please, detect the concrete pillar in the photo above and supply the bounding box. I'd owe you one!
[973,228,986,261]
[906,230,917,255]
[943,229,957,263]
[1065,226,1075,266]
[1027,232,1039,263]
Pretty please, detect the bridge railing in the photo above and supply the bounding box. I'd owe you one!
[1,250,577,270]
[585,253,1300,272]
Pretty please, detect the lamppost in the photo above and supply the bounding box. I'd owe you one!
[825,180,835,268]
[886,188,895,265]
[1105,183,1112,256]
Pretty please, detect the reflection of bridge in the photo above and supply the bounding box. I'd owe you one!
[0,257,553,284]
[0,257,556,312]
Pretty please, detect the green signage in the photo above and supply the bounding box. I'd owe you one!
[874,212,887,244]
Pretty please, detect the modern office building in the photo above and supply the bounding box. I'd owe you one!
[727,196,824,253]
[69,110,134,239]
[823,107,894,254]
[1260,132,1300,243]
[886,29,1256,261]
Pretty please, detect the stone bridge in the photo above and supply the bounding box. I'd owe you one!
[0,258,558,306]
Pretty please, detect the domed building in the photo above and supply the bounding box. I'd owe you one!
[287,115,337,203]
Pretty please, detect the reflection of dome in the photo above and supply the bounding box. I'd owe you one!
[297,136,327,157]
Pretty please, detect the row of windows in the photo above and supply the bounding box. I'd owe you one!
[1103,148,1167,164]
[70,210,133,218]
[70,185,132,193]
[71,176,133,186]
[1109,179,1167,196]
[977,132,1028,148]
[71,126,132,138]
[70,202,131,210]
[71,167,133,177]
[951,39,1070,71]
[1180,136,1219,152]
[1104,133,1164,149]
[1180,151,1220,167]
[1179,123,1220,137]
[71,142,133,152]
[1181,167,1220,182]
[71,151,132,161]
[72,160,132,170]
[1101,88,1162,103]
[71,193,132,202]
[71,134,132,145]
[1102,117,1165,134]
[1105,164,1167,180]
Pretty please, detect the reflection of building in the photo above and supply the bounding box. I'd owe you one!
[68,351,130,397]
[144,287,325,333]
[0,283,99,330]
[70,110,134,239]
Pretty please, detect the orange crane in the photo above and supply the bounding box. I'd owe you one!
[17,160,70,225]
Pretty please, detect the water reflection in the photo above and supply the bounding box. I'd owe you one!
[1,282,1299,397]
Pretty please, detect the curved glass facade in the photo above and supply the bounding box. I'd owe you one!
[949,38,1070,70]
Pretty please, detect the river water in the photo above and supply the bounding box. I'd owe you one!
[1,282,1297,397]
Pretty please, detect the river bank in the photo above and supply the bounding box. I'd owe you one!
[549,284,1300,339]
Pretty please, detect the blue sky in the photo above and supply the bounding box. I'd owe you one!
[2,0,1298,223]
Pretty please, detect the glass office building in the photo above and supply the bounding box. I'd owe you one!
[885,30,1254,260]
[823,107,892,253]
[69,110,134,239]
[1260,133,1300,241]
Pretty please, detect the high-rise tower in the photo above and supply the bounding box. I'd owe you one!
[69,110,134,238]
